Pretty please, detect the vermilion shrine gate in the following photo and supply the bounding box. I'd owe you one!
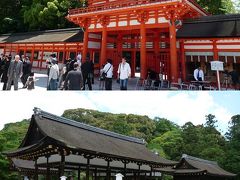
[67,0,208,81]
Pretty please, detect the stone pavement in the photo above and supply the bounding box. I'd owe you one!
[0,72,140,91]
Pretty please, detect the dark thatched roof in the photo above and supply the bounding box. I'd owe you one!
[157,154,236,178]
[0,28,83,43]
[177,14,240,38]
[5,108,176,166]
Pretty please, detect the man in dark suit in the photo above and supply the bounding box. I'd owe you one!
[7,55,23,90]
[81,58,93,90]
[64,62,83,90]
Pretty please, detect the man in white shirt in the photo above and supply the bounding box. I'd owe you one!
[103,59,113,90]
[117,57,131,90]
[194,66,204,81]
[76,53,82,68]
[48,58,59,90]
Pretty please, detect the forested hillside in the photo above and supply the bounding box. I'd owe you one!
[0,108,239,179]
[0,0,238,34]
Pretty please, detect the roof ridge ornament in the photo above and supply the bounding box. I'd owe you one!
[33,107,42,116]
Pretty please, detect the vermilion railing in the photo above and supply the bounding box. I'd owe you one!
[68,0,176,15]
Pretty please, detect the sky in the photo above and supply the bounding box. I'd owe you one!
[0,91,239,134]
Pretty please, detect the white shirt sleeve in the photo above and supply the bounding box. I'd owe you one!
[193,69,198,81]
[128,64,131,77]
[49,67,53,80]
[201,70,204,81]
[117,64,121,74]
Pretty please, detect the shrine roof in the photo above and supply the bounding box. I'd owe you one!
[0,28,83,43]
[177,14,240,38]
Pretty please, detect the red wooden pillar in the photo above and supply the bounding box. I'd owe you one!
[140,22,147,79]
[117,33,123,59]
[180,40,186,81]
[169,19,178,82]
[213,40,220,86]
[213,40,218,60]
[31,44,35,63]
[132,50,136,77]
[100,26,107,67]
[82,28,89,62]
[154,32,160,73]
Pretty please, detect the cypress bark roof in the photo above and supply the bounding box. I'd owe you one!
[158,154,236,177]
[177,14,240,38]
[0,28,83,43]
[5,108,176,166]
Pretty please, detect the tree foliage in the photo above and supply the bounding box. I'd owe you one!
[196,0,236,14]
[0,120,30,180]
[0,0,237,33]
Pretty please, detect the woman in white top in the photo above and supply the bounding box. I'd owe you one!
[48,58,59,90]
[117,57,131,90]
[103,59,113,90]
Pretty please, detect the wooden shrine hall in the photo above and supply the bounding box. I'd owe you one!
[67,0,208,82]
[4,108,176,180]
[158,154,236,180]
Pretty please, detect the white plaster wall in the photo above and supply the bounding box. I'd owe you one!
[88,41,101,49]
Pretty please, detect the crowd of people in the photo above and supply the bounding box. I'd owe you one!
[0,54,33,90]
[48,54,131,91]
[0,52,132,91]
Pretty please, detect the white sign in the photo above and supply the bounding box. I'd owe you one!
[211,61,224,71]
[60,176,67,180]
[115,173,124,180]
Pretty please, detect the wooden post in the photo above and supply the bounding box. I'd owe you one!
[213,40,218,60]
[100,27,107,67]
[78,166,81,180]
[82,28,89,62]
[34,159,38,180]
[124,162,127,179]
[169,19,178,83]
[137,163,141,180]
[107,160,111,180]
[59,154,65,178]
[86,158,90,180]
[46,156,50,180]
[150,166,153,179]
[140,22,147,79]
[213,40,220,87]
[94,168,97,180]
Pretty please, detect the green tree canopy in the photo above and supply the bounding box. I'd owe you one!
[196,0,236,14]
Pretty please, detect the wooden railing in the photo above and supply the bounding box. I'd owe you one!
[68,0,176,15]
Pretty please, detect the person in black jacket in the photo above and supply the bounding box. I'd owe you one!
[81,58,92,90]
[64,62,83,90]
[228,70,239,90]
[1,56,11,90]
[21,56,32,87]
